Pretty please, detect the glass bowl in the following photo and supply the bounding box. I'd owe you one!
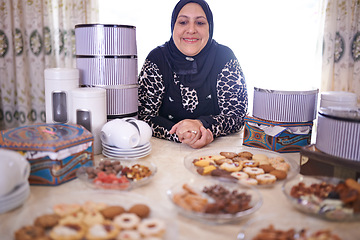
[184,146,299,188]
[282,174,360,221]
[167,177,262,224]
[76,158,157,191]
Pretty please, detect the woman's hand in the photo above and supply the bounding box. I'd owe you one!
[169,119,214,148]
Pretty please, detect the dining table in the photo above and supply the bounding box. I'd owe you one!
[0,130,358,240]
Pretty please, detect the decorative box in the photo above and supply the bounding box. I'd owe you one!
[0,123,94,186]
[243,116,313,153]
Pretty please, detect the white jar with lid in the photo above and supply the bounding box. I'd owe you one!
[70,87,107,154]
[44,68,79,123]
[320,91,357,108]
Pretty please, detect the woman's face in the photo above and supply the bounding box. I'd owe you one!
[172,3,209,56]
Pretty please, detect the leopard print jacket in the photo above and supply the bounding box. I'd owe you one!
[138,58,248,143]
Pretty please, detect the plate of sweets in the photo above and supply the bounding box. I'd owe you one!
[10,190,177,240]
[237,213,346,240]
[184,146,299,187]
[77,158,156,191]
[167,177,262,224]
[282,174,360,221]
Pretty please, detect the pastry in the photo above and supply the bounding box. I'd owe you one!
[243,167,265,178]
[100,205,126,220]
[128,204,151,219]
[256,173,277,185]
[220,162,242,172]
[137,218,166,238]
[113,213,141,230]
[86,221,119,240]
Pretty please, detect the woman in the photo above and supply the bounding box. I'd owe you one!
[138,0,248,149]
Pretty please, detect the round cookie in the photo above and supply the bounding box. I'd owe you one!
[272,162,290,172]
[50,223,86,240]
[237,151,253,160]
[113,213,141,230]
[101,205,126,220]
[242,160,259,168]
[128,204,150,219]
[269,169,287,180]
[230,171,249,180]
[243,167,265,178]
[252,154,269,164]
[86,221,119,240]
[117,230,141,240]
[83,211,105,226]
[138,218,166,238]
[240,178,258,185]
[256,173,277,185]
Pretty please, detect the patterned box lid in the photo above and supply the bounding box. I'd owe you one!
[0,123,93,152]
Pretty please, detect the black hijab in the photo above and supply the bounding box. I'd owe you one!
[161,0,218,88]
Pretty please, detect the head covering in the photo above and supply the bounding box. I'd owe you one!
[160,0,218,88]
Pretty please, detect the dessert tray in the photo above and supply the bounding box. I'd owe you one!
[10,190,178,240]
[76,158,157,191]
[167,177,262,224]
[184,146,299,187]
[237,213,347,240]
[282,174,360,221]
[102,142,151,159]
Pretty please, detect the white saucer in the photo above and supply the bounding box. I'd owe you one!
[102,142,151,152]
[0,182,30,214]
[102,148,151,159]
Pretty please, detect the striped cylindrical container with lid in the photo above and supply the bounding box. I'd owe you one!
[75,24,138,120]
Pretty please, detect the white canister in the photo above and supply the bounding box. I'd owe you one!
[70,87,107,154]
[44,68,79,123]
[320,91,358,108]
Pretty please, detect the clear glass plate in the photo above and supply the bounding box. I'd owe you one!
[9,190,178,240]
[76,158,157,191]
[282,174,360,221]
[184,146,299,187]
[167,177,262,224]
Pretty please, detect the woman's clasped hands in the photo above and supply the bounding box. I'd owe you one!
[169,119,213,149]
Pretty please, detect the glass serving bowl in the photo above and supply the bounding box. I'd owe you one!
[167,177,262,224]
[76,158,157,191]
[282,174,360,221]
[184,146,299,188]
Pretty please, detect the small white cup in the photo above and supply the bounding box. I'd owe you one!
[134,120,152,146]
[0,149,30,197]
[101,119,140,149]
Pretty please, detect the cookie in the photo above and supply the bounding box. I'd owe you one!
[220,162,242,172]
[243,167,265,178]
[113,213,141,230]
[138,218,166,238]
[15,225,46,240]
[259,164,275,173]
[50,223,86,240]
[100,205,126,220]
[214,158,232,166]
[256,174,277,185]
[252,154,269,163]
[34,214,60,229]
[269,169,287,180]
[196,165,217,175]
[242,160,259,167]
[220,151,238,159]
[237,151,253,159]
[230,171,249,180]
[85,221,119,240]
[128,204,151,219]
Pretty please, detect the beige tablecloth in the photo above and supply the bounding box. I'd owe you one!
[0,132,358,239]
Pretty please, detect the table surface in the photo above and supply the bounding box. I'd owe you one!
[0,131,358,240]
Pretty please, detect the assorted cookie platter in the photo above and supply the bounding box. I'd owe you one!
[11,191,178,240]
[184,146,299,187]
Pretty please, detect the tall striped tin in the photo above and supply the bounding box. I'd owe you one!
[75,24,138,120]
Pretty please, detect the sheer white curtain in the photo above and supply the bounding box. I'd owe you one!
[322,0,360,104]
[0,0,98,130]
[99,0,324,112]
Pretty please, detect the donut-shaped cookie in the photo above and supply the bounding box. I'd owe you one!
[242,160,259,167]
[86,221,119,240]
[256,173,277,185]
[50,223,86,240]
[113,213,141,230]
[138,218,166,238]
[243,167,265,178]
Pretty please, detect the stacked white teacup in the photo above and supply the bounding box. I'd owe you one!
[0,149,31,213]
[100,118,153,159]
